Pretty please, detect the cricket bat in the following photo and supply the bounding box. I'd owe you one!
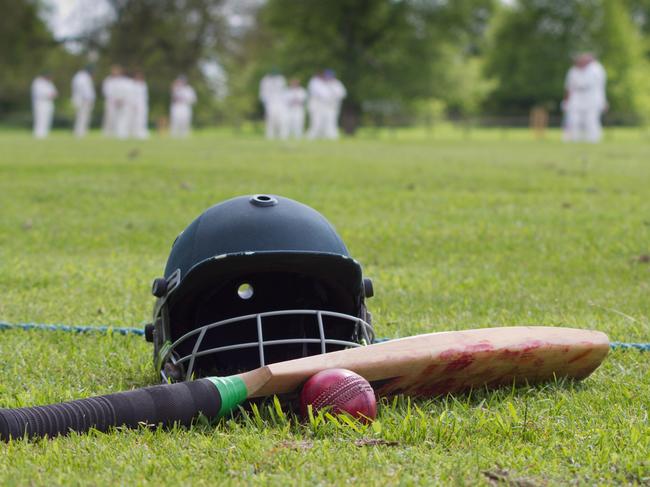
[0,326,609,440]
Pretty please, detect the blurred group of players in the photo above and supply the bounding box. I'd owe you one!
[30,65,196,139]
[259,68,346,140]
[29,52,606,143]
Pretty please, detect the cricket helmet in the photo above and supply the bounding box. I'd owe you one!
[146,194,375,382]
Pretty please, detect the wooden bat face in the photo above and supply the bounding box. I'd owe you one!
[242,327,609,399]
[0,326,610,441]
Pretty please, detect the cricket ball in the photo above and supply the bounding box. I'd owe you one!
[300,368,377,423]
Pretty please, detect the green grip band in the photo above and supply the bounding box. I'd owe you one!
[206,376,248,417]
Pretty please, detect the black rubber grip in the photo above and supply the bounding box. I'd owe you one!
[0,379,221,441]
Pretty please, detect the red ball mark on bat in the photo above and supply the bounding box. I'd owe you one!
[499,340,545,364]
[464,341,495,353]
[521,340,544,351]
[415,363,441,384]
[568,349,592,364]
[498,349,521,359]
[439,349,461,360]
[379,363,442,397]
[436,342,497,376]
[443,353,475,373]
[421,363,440,375]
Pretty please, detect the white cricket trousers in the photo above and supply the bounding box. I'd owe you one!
[74,101,93,137]
[33,101,54,138]
[564,108,602,143]
[287,108,305,139]
[265,103,287,139]
[170,103,193,137]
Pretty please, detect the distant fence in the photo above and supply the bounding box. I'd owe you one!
[360,112,644,129]
[0,110,646,133]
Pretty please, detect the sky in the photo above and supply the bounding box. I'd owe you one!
[44,0,238,97]
[45,0,113,40]
[45,0,262,40]
[47,0,506,41]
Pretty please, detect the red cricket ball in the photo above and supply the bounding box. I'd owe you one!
[300,368,377,423]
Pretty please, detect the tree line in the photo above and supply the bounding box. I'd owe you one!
[2,0,650,131]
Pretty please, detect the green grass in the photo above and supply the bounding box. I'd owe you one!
[1,128,649,485]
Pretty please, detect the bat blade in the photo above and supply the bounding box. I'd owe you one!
[0,326,609,441]
[241,327,609,399]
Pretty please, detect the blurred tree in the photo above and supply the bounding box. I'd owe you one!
[431,47,496,118]
[216,1,271,129]
[249,0,494,133]
[0,0,74,119]
[626,0,650,35]
[484,0,649,120]
[626,0,650,119]
[95,0,227,124]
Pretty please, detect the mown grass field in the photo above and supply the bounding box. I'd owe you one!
[0,128,649,485]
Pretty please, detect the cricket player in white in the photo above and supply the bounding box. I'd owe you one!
[259,70,287,139]
[170,76,197,137]
[71,66,95,137]
[31,73,58,138]
[563,53,607,143]
[130,71,149,139]
[102,65,127,137]
[285,78,307,139]
[307,70,346,139]
[322,69,346,139]
[307,72,328,139]
[110,72,135,139]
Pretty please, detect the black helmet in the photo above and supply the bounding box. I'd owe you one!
[146,194,375,381]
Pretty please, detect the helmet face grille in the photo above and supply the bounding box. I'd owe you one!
[159,272,373,380]
[161,310,373,381]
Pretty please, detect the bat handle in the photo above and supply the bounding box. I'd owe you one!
[0,377,247,441]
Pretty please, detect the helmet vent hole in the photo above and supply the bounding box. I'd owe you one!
[250,195,278,207]
[237,283,254,300]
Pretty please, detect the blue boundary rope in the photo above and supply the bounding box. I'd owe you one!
[609,341,650,351]
[0,322,144,336]
[1,321,648,350]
